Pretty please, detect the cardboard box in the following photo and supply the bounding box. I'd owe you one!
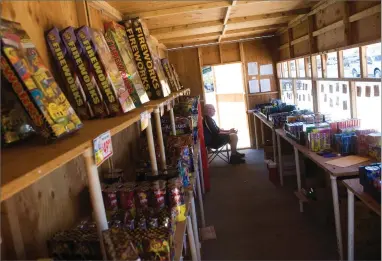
[104,21,149,106]
[124,19,171,99]
[61,26,109,118]
[161,58,179,92]
[46,27,92,120]
[0,19,82,140]
[76,26,135,115]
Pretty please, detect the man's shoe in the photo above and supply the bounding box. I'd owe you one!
[236,152,245,158]
[229,155,245,164]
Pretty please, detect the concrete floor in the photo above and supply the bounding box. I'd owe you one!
[201,149,339,260]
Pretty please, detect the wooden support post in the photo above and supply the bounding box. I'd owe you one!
[307,16,317,54]
[169,107,177,136]
[153,108,166,170]
[360,46,368,78]
[188,190,201,261]
[349,81,357,118]
[343,1,352,46]
[312,80,319,113]
[322,53,328,78]
[338,51,344,78]
[287,28,294,58]
[311,55,318,79]
[218,44,223,64]
[239,42,253,148]
[253,114,259,149]
[197,48,206,103]
[76,0,90,26]
[82,149,107,260]
[145,117,158,174]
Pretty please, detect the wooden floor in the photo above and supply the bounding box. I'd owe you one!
[200,149,381,260]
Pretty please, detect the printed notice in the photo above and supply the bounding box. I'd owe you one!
[260,79,271,92]
[260,64,273,75]
[247,62,258,76]
[249,79,260,93]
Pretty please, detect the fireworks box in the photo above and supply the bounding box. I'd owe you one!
[171,64,183,89]
[161,58,179,92]
[60,26,109,118]
[46,27,92,120]
[124,18,171,99]
[104,21,150,107]
[76,26,135,115]
[0,19,83,140]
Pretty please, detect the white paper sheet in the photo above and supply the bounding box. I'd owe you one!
[260,79,271,92]
[260,64,273,75]
[249,80,259,93]
[247,62,258,76]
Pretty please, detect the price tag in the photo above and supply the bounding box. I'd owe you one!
[93,131,113,167]
[140,111,151,131]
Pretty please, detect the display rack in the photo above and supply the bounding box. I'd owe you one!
[2,88,201,261]
[1,89,190,202]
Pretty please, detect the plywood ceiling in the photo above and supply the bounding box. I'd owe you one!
[106,0,317,48]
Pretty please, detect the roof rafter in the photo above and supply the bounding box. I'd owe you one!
[218,0,237,42]
[124,1,231,19]
[228,8,310,24]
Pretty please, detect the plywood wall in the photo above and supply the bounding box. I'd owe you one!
[0,1,143,259]
[276,1,381,61]
[168,48,202,97]
[169,38,279,101]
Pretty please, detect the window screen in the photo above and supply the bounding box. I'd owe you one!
[356,82,381,131]
[343,47,360,78]
[365,43,381,79]
[318,81,351,121]
[326,52,338,78]
[316,55,322,78]
[290,60,297,78]
[297,58,305,78]
[296,80,313,111]
[280,79,294,104]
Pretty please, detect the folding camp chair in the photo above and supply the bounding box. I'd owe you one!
[207,142,230,164]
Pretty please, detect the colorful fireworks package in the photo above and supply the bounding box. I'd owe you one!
[46,27,92,119]
[0,19,82,140]
[76,26,135,115]
[161,58,179,92]
[124,18,171,99]
[104,21,150,106]
[60,26,109,118]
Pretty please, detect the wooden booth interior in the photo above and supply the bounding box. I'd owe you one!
[1,0,381,259]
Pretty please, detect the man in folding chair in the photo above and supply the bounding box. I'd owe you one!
[203,104,245,164]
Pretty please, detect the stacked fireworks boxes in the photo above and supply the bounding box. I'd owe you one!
[46,25,139,119]
[124,18,172,99]
[0,19,83,141]
[359,163,381,203]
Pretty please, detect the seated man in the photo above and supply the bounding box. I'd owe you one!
[203,104,245,164]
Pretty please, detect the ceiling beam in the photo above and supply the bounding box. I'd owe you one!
[160,32,221,44]
[150,20,224,36]
[228,8,310,24]
[218,0,237,42]
[124,1,230,19]
[87,0,123,21]
[225,23,288,35]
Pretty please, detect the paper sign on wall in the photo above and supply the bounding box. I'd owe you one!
[249,79,259,93]
[260,79,271,92]
[93,131,113,167]
[260,64,273,75]
[247,62,258,76]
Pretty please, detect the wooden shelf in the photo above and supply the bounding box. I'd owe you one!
[248,91,279,96]
[1,89,189,202]
[174,189,192,261]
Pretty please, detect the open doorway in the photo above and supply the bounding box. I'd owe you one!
[202,62,250,149]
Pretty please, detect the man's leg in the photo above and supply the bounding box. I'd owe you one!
[229,133,238,155]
